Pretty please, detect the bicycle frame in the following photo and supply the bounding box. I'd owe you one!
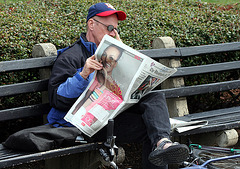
[201,154,240,167]
[181,144,240,169]
[182,154,240,169]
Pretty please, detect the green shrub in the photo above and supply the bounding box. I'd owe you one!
[0,0,239,61]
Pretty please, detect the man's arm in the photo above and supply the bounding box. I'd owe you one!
[48,50,102,112]
[48,54,92,111]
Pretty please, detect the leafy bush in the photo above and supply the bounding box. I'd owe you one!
[0,0,239,61]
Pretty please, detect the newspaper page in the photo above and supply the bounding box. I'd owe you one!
[64,35,177,137]
[170,118,208,133]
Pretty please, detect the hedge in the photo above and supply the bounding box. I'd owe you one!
[0,0,239,61]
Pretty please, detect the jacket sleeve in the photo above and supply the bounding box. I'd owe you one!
[48,47,93,111]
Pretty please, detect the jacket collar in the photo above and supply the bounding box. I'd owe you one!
[80,33,97,56]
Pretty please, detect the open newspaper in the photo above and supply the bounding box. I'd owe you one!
[64,35,177,137]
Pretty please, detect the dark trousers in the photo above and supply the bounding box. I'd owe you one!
[93,91,171,169]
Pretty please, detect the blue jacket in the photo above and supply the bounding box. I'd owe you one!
[47,33,97,127]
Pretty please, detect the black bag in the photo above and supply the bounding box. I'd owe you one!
[3,124,82,152]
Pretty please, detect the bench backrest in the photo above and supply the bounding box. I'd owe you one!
[140,42,240,99]
[0,57,55,121]
[0,41,239,122]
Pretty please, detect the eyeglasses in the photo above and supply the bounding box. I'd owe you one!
[93,18,120,34]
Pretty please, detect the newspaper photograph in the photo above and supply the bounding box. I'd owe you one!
[64,35,177,137]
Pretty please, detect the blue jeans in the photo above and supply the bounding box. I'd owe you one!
[93,91,170,169]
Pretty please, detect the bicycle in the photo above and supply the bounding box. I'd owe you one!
[180,143,240,169]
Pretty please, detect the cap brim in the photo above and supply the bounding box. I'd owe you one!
[96,10,126,21]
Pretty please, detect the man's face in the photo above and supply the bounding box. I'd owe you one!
[101,46,120,74]
[91,15,118,46]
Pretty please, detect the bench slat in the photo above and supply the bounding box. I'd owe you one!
[1,61,239,97]
[162,79,240,98]
[172,61,240,77]
[0,103,50,121]
[180,42,240,57]
[0,43,238,73]
[0,143,102,168]
[172,106,240,136]
[0,43,239,72]
[184,107,240,121]
[0,79,48,97]
[140,42,240,59]
[0,56,56,73]
[0,152,27,160]
[140,48,181,58]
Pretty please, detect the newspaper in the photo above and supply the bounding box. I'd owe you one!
[64,35,177,137]
[170,118,208,133]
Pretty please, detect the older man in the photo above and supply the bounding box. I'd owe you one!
[47,2,189,169]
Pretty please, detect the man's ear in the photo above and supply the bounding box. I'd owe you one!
[87,19,94,31]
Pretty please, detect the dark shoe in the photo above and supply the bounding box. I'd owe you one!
[148,139,189,166]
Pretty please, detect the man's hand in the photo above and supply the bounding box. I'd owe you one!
[80,55,103,79]
[115,29,122,42]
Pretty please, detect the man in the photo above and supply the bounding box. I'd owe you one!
[47,2,189,168]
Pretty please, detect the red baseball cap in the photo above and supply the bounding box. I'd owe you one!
[87,3,126,21]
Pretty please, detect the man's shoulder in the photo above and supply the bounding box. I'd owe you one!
[67,40,84,54]
[53,41,88,70]
[58,41,85,59]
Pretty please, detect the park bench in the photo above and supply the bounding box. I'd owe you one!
[0,38,239,168]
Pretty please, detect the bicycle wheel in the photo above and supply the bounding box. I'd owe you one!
[192,149,240,169]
